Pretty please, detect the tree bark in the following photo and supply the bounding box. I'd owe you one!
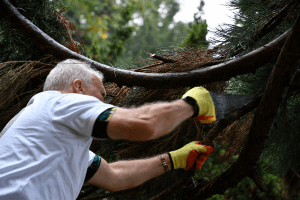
[0,0,290,89]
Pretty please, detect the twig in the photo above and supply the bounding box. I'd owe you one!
[150,53,176,63]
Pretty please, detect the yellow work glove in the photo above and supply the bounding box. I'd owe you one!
[182,87,216,123]
[169,141,213,170]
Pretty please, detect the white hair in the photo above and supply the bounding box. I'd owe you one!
[43,59,104,91]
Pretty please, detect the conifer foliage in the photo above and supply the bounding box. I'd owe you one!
[0,0,68,62]
[183,0,208,48]
[214,0,300,198]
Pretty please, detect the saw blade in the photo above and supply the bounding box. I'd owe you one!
[209,92,253,121]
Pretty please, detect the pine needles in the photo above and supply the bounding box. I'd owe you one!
[0,56,56,130]
[0,0,66,62]
[213,0,300,57]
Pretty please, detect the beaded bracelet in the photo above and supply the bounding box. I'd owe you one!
[158,155,169,173]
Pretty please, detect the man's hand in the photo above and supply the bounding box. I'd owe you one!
[169,141,213,170]
[182,87,216,123]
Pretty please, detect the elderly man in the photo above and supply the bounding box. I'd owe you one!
[0,59,215,200]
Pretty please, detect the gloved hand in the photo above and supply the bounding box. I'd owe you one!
[182,87,216,123]
[169,141,213,170]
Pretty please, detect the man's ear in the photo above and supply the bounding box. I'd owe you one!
[72,79,84,94]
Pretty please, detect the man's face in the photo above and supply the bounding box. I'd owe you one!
[85,74,106,102]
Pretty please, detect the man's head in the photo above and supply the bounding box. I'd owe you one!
[43,59,106,101]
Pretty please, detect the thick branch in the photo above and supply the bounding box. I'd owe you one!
[0,0,290,89]
[150,93,263,200]
[188,13,300,200]
[202,93,263,146]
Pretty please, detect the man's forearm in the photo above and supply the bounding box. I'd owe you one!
[108,99,194,141]
[108,153,171,191]
[146,99,194,140]
[87,153,172,192]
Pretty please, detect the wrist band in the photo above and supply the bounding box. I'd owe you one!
[158,155,169,173]
[167,153,174,171]
[182,96,199,118]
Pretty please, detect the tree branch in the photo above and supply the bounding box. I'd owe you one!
[149,92,263,200]
[186,13,300,200]
[150,53,176,63]
[202,93,263,146]
[0,0,290,89]
[253,0,299,42]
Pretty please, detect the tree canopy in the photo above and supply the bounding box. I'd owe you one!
[62,0,136,64]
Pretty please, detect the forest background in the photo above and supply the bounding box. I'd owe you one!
[1,0,300,199]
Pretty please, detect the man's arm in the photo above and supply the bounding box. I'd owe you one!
[107,99,194,141]
[86,142,213,192]
[86,154,171,192]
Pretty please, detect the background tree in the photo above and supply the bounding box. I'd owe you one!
[182,0,208,48]
[116,0,209,69]
[62,0,136,65]
[117,0,189,68]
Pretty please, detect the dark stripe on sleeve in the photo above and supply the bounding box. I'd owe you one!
[92,107,118,139]
[84,154,101,182]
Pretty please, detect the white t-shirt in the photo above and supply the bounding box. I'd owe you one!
[0,91,114,200]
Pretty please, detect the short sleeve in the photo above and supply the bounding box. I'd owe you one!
[85,150,101,182]
[88,151,96,166]
[52,93,115,138]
